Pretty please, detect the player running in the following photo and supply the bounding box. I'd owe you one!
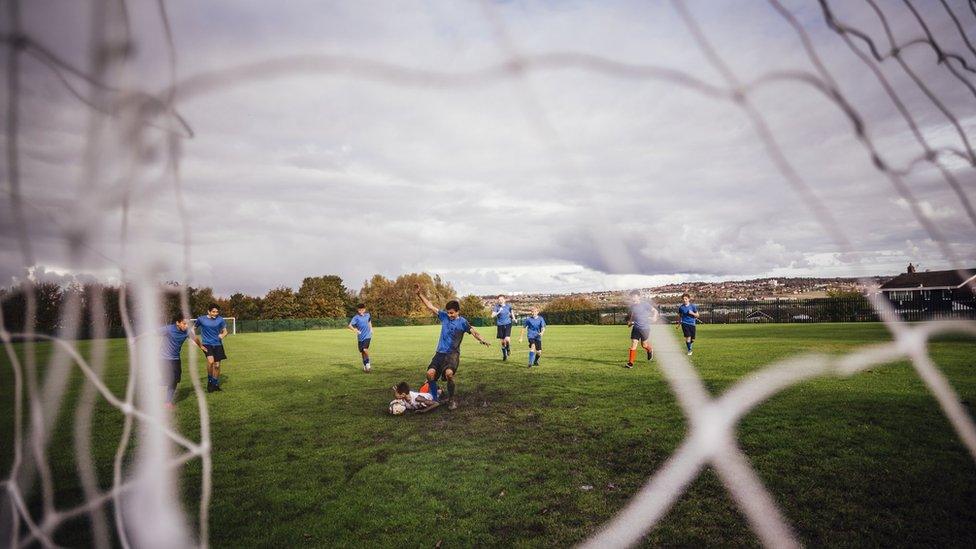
[518,307,546,367]
[678,292,700,355]
[347,303,373,372]
[626,291,659,369]
[195,304,229,393]
[415,283,491,410]
[159,316,207,410]
[491,294,516,361]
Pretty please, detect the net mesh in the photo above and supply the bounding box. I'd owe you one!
[1,0,975,547]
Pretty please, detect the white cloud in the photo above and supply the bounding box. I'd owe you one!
[3,0,975,297]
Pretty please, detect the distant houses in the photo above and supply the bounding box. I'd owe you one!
[879,264,976,315]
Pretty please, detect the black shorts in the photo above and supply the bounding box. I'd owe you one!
[428,351,460,380]
[528,337,542,350]
[358,338,371,352]
[163,359,181,387]
[496,324,512,339]
[630,325,650,341]
[681,324,697,339]
[205,344,227,361]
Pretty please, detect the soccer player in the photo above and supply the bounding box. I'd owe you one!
[159,316,206,410]
[491,295,516,361]
[195,303,228,392]
[415,283,490,410]
[392,381,440,411]
[678,292,700,355]
[626,291,659,369]
[348,303,373,372]
[518,307,546,367]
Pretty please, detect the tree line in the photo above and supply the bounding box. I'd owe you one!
[0,273,497,337]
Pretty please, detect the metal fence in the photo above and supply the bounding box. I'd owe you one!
[234,297,976,334]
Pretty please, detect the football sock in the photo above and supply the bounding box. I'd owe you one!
[165,385,176,403]
[447,379,455,400]
[428,380,439,401]
[628,349,636,365]
[528,351,536,366]
[362,357,369,366]
[687,341,693,351]
[207,375,215,385]
[534,354,540,365]
[647,347,653,360]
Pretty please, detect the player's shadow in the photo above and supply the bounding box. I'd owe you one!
[173,374,232,403]
[543,355,621,368]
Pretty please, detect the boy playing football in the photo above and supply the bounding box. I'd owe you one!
[392,380,442,412]
[159,316,207,409]
[348,303,373,372]
[415,283,490,410]
[195,304,228,392]
[518,307,546,367]
[626,291,659,369]
[491,295,516,361]
[678,292,700,355]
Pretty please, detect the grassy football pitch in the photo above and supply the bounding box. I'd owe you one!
[2,323,975,547]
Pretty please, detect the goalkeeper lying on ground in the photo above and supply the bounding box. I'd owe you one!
[392,381,444,413]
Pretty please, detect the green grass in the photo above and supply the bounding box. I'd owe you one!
[2,323,976,547]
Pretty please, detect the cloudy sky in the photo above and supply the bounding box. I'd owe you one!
[2,0,975,297]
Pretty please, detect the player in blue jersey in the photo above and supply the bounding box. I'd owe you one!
[491,295,516,361]
[195,304,229,392]
[347,303,374,372]
[626,291,659,369]
[160,316,206,410]
[518,307,546,367]
[678,292,700,355]
[416,283,491,410]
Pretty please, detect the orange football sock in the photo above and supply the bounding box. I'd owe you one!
[628,349,636,364]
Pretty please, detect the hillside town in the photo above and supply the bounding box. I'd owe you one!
[482,275,891,312]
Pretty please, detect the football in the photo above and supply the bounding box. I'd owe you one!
[389,399,407,415]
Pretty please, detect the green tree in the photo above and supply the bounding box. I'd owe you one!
[459,295,488,318]
[359,272,456,318]
[189,286,217,316]
[296,275,351,318]
[229,292,262,320]
[262,287,298,319]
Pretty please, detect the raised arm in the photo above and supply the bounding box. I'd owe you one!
[414,283,440,315]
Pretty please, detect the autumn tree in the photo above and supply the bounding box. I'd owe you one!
[459,295,488,318]
[261,286,299,319]
[296,275,351,318]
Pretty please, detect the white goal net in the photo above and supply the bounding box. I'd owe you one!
[1,0,974,548]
